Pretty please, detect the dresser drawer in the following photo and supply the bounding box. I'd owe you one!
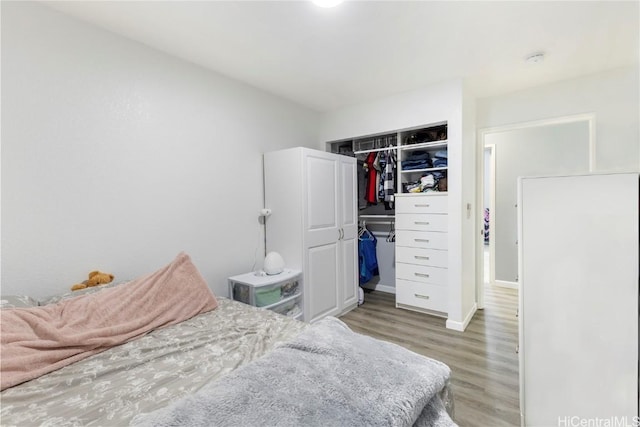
[396,231,448,250]
[396,280,448,313]
[396,213,447,232]
[396,195,447,214]
[396,263,448,285]
[396,247,448,268]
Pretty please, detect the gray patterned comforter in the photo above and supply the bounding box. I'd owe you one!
[133,317,456,427]
[0,298,307,427]
[1,295,455,426]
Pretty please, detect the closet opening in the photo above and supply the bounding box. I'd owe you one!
[328,121,449,315]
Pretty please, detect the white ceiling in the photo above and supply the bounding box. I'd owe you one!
[44,0,639,112]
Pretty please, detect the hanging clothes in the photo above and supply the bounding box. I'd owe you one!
[364,152,378,204]
[358,227,379,284]
[377,151,387,202]
[357,159,368,211]
[383,150,396,210]
[373,152,382,203]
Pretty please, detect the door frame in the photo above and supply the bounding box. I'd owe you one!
[475,113,596,309]
[484,144,497,290]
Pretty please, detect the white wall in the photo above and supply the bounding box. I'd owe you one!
[477,66,640,172]
[319,81,461,145]
[1,2,320,299]
[459,85,477,323]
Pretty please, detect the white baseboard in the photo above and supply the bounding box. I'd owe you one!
[494,280,519,290]
[446,303,477,332]
[361,283,396,294]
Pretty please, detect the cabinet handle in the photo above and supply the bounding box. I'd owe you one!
[515,345,519,354]
[414,239,430,243]
[339,229,344,240]
[414,272,430,278]
[414,293,430,300]
[414,221,430,225]
[414,204,430,208]
[414,256,430,260]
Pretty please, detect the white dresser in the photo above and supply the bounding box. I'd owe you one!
[395,193,448,316]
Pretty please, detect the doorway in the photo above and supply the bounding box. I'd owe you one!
[476,114,595,307]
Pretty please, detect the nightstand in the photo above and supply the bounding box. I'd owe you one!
[228,269,303,321]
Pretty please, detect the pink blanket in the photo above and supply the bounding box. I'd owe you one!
[1,252,218,391]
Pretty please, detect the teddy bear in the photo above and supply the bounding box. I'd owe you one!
[71,271,114,291]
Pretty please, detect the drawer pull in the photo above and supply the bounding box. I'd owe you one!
[414,255,430,260]
[414,204,430,208]
[414,272,430,278]
[414,221,430,225]
[414,293,430,300]
[414,239,430,243]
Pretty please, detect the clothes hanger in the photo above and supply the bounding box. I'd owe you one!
[358,220,367,238]
[386,221,395,243]
[359,223,376,241]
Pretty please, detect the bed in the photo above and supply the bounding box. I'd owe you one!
[1,253,456,426]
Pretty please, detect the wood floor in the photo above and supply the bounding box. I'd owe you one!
[339,286,520,426]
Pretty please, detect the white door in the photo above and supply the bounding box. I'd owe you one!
[339,157,358,309]
[304,151,341,321]
[519,173,639,426]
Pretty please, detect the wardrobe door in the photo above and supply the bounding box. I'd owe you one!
[304,151,341,321]
[339,156,358,309]
[306,243,340,322]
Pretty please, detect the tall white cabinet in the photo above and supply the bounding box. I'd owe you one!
[395,193,449,316]
[518,172,639,426]
[263,147,358,323]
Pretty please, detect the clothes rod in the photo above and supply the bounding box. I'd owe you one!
[359,214,395,219]
[353,146,397,155]
[361,220,394,225]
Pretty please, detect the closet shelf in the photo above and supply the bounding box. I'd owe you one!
[397,191,448,197]
[401,141,448,151]
[359,214,395,219]
[400,166,448,174]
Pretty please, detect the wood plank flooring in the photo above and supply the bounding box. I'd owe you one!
[339,286,520,426]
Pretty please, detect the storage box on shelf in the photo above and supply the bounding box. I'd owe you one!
[228,269,303,321]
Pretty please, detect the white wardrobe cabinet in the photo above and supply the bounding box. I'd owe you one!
[518,173,639,426]
[263,147,358,323]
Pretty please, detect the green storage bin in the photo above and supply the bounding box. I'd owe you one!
[255,285,281,307]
